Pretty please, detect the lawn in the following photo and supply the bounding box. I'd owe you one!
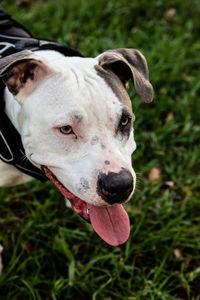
[0,0,200,299]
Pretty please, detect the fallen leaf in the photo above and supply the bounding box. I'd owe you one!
[164,8,177,19]
[174,248,182,259]
[149,167,161,180]
[181,73,193,83]
[165,113,174,123]
[165,181,175,187]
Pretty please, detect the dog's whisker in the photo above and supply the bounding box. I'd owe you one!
[135,172,144,182]
[17,154,29,166]
[135,181,143,190]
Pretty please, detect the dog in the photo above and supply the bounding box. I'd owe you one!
[0,8,153,272]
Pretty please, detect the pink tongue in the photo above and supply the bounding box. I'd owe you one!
[87,203,130,246]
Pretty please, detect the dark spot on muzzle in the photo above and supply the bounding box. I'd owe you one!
[97,169,133,204]
[91,136,99,145]
[80,177,90,190]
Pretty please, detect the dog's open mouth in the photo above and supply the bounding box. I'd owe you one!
[42,167,130,246]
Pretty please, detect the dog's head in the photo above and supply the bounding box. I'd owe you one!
[0,48,153,246]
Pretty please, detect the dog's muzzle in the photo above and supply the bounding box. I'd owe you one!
[97,169,133,204]
[42,166,131,246]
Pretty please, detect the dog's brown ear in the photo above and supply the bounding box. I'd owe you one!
[0,50,49,99]
[97,48,153,103]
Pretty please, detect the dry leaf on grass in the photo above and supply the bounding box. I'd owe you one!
[165,181,175,187]
[174,248,183,259]
[164,8,177,19]
[148,167,161,180]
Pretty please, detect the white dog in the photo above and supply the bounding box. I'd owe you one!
[0,10,153,273]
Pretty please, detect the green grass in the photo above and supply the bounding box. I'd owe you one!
[0,0,200,299]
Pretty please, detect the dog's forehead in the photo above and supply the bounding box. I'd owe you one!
[60,56,133,112]
[24,56,127,123]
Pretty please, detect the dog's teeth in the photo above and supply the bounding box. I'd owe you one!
[87,208,89,214]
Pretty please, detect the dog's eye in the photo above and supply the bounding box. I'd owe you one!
[120,116,130,127]
[59,125,73,135]
[118,112,132,136]
[120,115,131,129]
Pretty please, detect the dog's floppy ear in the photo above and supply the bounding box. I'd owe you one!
[97,48,153,103]
[0,50,50,100]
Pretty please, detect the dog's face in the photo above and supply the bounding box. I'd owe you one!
[0,49,153,246]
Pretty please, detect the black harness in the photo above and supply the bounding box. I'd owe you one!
[0,9,83,181]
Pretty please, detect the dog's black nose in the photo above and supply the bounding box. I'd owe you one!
[97,169,133,204]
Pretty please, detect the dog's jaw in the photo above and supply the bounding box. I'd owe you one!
[43,167,90,221]
[43,167,130,246]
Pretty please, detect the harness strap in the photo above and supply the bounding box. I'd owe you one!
[0,112,48,181]
[0,34,83,58]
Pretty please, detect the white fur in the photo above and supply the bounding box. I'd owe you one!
[0,50,137,274]
[2,50,136,205]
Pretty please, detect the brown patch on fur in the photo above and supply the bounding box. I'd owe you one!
[95,64,133,111]
[2,61,38,95]
[0,50,47,95]
[0,50,33,73]
[97,48,153,103]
